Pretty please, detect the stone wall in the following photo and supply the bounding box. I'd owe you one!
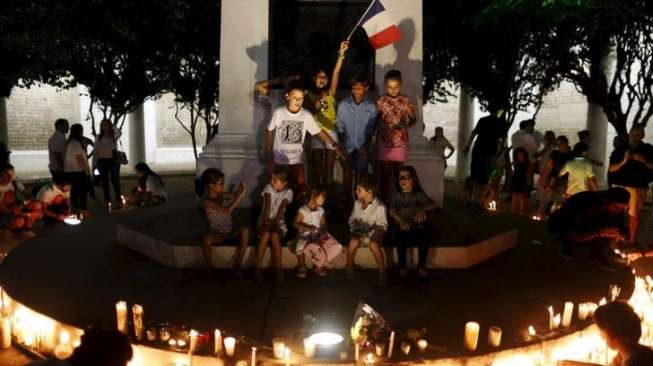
[6,85,79,150]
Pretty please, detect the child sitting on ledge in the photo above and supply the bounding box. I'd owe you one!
[200,168,250,277]
[254,167,293,283]
[293,186,328,278]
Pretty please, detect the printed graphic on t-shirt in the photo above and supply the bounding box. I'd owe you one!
[280,120,304,144]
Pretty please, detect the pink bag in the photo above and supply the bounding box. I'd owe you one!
[303,233,343,268]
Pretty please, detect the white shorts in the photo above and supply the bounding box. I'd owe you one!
[310,131,338,150]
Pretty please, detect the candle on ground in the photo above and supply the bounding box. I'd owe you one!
[303,338,315,358]
[553,313,561,329]
[387,331,395,358]
[132,305,144,340]
[417,339,428,352]
[251,347,257,366]
[578,303,590,320]
[115,301,127,334]
[284,347,290,366]
[374,343,384,357]
[548,306,554,331]
[0,316,10,349]
[401,342,411,355]
[355,342,360,361]
[214,329,222,355]
[562,302,574,327]
[464,322,480,351]
[224,337,236,357]
[273,338,285,359]
[189,330,198,353]
[488,326,502,347]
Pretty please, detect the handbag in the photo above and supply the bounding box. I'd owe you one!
[116,140,129,165]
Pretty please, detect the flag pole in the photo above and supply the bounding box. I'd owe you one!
[346,0,377,41]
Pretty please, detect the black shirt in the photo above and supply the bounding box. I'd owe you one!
[473,115,506,156]
[548,191,626,239]
[549,149,574,176]
[609,144,653,188]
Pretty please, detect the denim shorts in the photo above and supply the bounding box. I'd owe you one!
[349,149,369,173]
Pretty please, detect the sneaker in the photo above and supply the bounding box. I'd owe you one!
[297,267,308,279]
[417,269,429,278]
[253,269,264,283]
[346,268,356,279]
[275,270,285,283]
[399,269,408,277]
[314,266,328,277]
[377,272,388,286]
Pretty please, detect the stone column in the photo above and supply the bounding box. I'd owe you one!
[586,49,616,183]
[0,97,8,148]
[128,104,146,164]
[456,87,474,180]
[196,0,269,204]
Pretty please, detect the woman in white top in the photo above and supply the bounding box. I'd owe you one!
[95,119,123,208]
[64,124,90,215]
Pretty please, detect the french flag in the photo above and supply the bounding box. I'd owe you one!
[359,0,401,49]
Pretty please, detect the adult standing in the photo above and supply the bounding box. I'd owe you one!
[94,119,123,209]
[536,135,573,218]
[48,118,69,182]
[608,125,653,246]
[64,124,91,217]
[464,113,507,209]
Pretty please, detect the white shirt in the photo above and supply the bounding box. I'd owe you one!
[349,198,388,231]
[36,184,70,205]
[298,205,324,229]
[559,157,595,196]
[0,181,15,205]
[145,176,167,199]
[64,140,87,172]
[48,131,67,171]
[511,130,539,160]
[267,107,322,164]
[261,184,293,219]
[94,128,122,159]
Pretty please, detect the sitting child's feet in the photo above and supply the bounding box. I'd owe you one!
[417,269,429,278]
[297,267,308,279]
[253,269,264,283]
[275,269,285,283]
[314,266,328,277]
[346,267,356,279]
[377,272,388,286]
[399,268,408,277]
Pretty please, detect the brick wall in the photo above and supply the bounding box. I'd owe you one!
[6,85,79,150]
[155,93,208,148]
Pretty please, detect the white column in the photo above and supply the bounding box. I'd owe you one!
[0,97,7,148]
[196,0,269,204]
[456,88,474,180]
[586,49,616,183]
[143,100,157,163]
[128,104,146,164]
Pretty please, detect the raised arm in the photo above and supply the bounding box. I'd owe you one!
[329,41,349,96]
[225,182,247,213]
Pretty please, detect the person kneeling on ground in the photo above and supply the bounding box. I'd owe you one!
[26,327,133,366]
[548,187,630,272]
[36,178,73,226]
[127,163,167,207]
[200,168,250,277]
[0,164,42,239]
[389,166,436,278]
[557,301,653,366]
[346,174,388,286]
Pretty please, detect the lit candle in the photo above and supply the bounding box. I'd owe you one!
[178,339,187,348]
[464,322,480,351]
[374,342,384,357]
[0,316,10,349]
[488,326,502,347]
[355,342,360,361]
[284,347,290,366]
[401,342,411,355]
[578,303,590,320]
[53,330,73,360]
[417,339,428,352]
[303,337,315,358]
[189,330,198,353]
[562,302,574,327]
[121,195,126,207]
[599,297,607,306]
[108,202,112,213]
[224,336,236,357]
[273,338,285,359]
[365,353,374,365]
[115,301,127,334]
[548,306,555,331]
[168,339,177,347]
[588,303,599,317]
[251,347,257,366]
[132,305,143,340]
[553,313,561,329]
[528,326,536,338]
[214,329,222,355]
[387,331,395,358]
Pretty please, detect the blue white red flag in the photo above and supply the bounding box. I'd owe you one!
[359,0,401,49]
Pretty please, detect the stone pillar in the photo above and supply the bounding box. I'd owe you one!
[374,0,444,206]
[128,104,146,164]
[586,49,616,183]
[0,97,7,148]
[456,88,474,180]
[196,0,269,204]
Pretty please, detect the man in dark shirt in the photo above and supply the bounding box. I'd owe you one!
[548,187,630,271]
[464,113,507,209]
[608,125,653,246]
[536,135,573,217]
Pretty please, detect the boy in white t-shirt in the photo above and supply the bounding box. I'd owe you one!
[265,80,346,194]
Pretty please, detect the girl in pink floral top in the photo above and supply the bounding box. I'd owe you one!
[376,70,416,202]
